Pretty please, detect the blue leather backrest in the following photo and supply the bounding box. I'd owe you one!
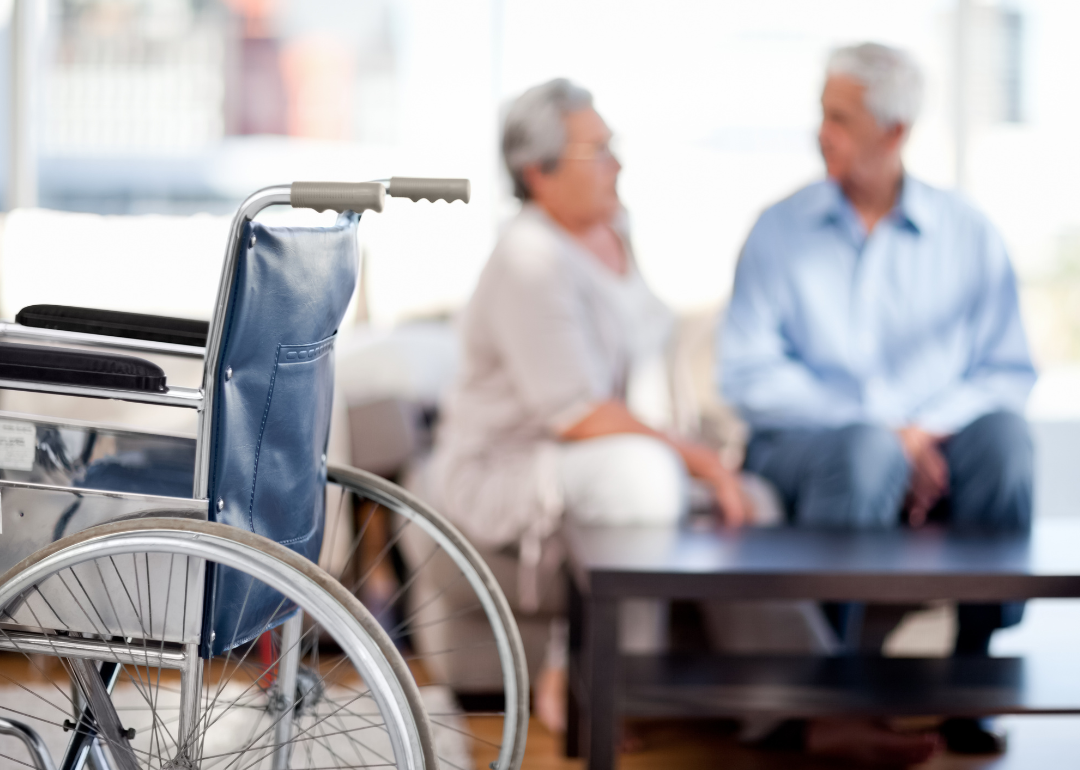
[204,211,359,655]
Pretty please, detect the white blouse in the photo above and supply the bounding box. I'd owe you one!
[428,204,674,596]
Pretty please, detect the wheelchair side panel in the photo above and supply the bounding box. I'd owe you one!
[0,410,196,495]
[205,213,359,655]
[0,480,206,643]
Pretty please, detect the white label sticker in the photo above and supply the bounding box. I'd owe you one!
[0,421,36,471]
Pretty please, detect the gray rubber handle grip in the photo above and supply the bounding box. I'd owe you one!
[290,182,385,213]
[387,177,471,204]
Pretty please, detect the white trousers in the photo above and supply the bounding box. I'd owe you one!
[555,435,687,658]
[559,434,689,528]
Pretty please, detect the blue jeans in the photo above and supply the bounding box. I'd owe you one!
[745,411,1034,652]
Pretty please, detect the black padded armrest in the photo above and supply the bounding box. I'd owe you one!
[16,305,209,347]
[0,341,167,392]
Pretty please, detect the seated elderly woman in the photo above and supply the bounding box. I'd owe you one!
[426,78,748,731]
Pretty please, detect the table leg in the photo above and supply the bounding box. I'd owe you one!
[566,576,583,758]
[584,596,619,770]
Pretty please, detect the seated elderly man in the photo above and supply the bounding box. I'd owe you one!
[429,78,748,734]
[721,43,1036,760]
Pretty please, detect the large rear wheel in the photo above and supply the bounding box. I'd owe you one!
[324,465,530,770]
[0,517,434,770]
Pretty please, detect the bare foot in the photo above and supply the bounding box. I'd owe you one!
[806,718,940,767]
[534,665,567,734]
[534,667,646,753]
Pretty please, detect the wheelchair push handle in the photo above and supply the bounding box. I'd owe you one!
[387,177,471,204]
[290,181,386,214]
[288,178,471,213]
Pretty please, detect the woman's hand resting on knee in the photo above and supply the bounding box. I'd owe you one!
[675,440,751,527]
[561,399,752,526]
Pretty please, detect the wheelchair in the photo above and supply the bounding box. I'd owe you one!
[0,179,528,770]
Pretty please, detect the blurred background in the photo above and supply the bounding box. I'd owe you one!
[0,0,1076,690]
[0,0,1078,398]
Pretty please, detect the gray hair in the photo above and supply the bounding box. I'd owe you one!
[502,78,594,200]
[827,43,924,129]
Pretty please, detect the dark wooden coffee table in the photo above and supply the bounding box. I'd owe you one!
[563,519,1080,769]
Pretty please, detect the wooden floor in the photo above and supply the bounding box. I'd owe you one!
[467,715,1080,769]
[2,650,1076,768]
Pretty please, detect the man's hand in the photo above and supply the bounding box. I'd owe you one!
[896,426,949,527]
[677,441,752,528]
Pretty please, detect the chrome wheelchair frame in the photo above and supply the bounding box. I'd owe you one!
[0,179,528,770]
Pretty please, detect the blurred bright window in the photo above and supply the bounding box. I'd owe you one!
[4,0,1080,382]
[500,0,1080,378]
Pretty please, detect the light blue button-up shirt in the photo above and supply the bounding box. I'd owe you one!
[720,176,1036,435]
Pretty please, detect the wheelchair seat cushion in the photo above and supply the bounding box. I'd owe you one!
[17,304,209,347]
[0,341,166,392]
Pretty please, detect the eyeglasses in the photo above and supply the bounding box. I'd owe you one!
[561,139,619,163]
